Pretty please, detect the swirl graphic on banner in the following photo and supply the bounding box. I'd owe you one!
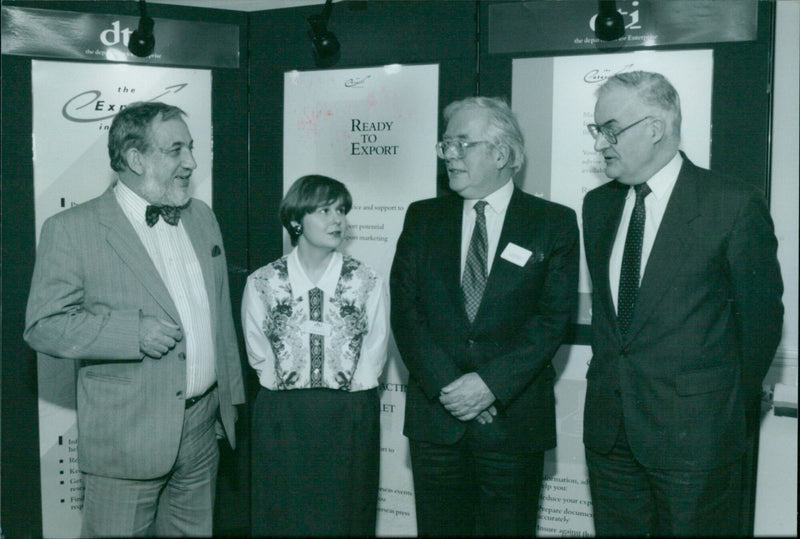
[61,83,188,122]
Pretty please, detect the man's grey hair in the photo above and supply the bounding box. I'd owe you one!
[597,71,682,135]
[443,96,525,173]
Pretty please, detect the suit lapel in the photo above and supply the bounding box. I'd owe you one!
[473,189,547,325]
[480,189,529,309]
[593,184,628,329]
[181,202,218,331]
[625,160,701,341]
[429,196,470,325]
[97,188,181,323]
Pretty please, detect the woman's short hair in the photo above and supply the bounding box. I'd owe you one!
[280,175,353,246]
[108,101,187,172]
[443,96,525,173]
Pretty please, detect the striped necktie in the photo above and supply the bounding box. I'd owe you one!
[462,200,488,323]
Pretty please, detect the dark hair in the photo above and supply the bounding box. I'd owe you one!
[108,101,187,172]
[280,175,353,246]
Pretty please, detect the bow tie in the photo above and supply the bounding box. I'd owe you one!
[145,202,189,227]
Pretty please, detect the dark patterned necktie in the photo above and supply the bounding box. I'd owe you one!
[617,183,651,335]
[145,203,187,227]
[462,200,488,323]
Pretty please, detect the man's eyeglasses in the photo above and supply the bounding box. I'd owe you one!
[435,140,492,159]
[586,116,653,145]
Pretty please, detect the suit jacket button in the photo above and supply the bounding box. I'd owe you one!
[467,339,476,348]
[178,352,186,361]
[614,388,621,396]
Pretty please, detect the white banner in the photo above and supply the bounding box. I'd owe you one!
[284,63,439,536]
[512,50,713,537]
[32,60,212,538]
[513,49,713,328]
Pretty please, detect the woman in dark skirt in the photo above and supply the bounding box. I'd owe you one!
[242,175,389,536]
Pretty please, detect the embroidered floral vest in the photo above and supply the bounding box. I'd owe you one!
[250,255,377,391]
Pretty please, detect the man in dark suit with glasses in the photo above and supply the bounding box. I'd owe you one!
[582,71,783,536]
[391,96,579,536]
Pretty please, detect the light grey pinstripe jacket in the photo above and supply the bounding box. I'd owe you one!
[25,187,245,479]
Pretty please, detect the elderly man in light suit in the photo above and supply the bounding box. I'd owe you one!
[25,102,245,537]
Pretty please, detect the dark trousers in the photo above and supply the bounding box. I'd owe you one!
[585,422,744,537]
[410,430,545,537]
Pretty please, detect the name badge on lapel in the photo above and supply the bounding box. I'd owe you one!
[302,320,331,337]
[500,243,532,267]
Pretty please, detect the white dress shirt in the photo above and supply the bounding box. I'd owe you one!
[115,181,216,398]
[610,152,683,311]
[460,179,515,279]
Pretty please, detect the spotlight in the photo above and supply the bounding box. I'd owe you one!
[595,0,625,42]
[308,0,340,68]
[129,0,155,57]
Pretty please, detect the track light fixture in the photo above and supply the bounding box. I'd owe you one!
[308,0,340,68]
[129,0,155,57]
[595,0,625,42]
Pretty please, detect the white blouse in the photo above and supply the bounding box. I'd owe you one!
[242,249,389,392]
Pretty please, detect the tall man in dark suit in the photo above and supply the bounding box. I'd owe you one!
[25,102,245,537]
[582,71,783,536]
[391,97,579,536]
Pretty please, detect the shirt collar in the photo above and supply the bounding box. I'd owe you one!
[287,248,343,297]
[464,179,514,215]
[629,152,683,202]
[115,180,151,225]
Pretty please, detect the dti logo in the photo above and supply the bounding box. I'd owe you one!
[100,20,134,47]
[589,1,642,32]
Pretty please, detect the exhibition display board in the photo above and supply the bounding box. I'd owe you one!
[512,49,712,327]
